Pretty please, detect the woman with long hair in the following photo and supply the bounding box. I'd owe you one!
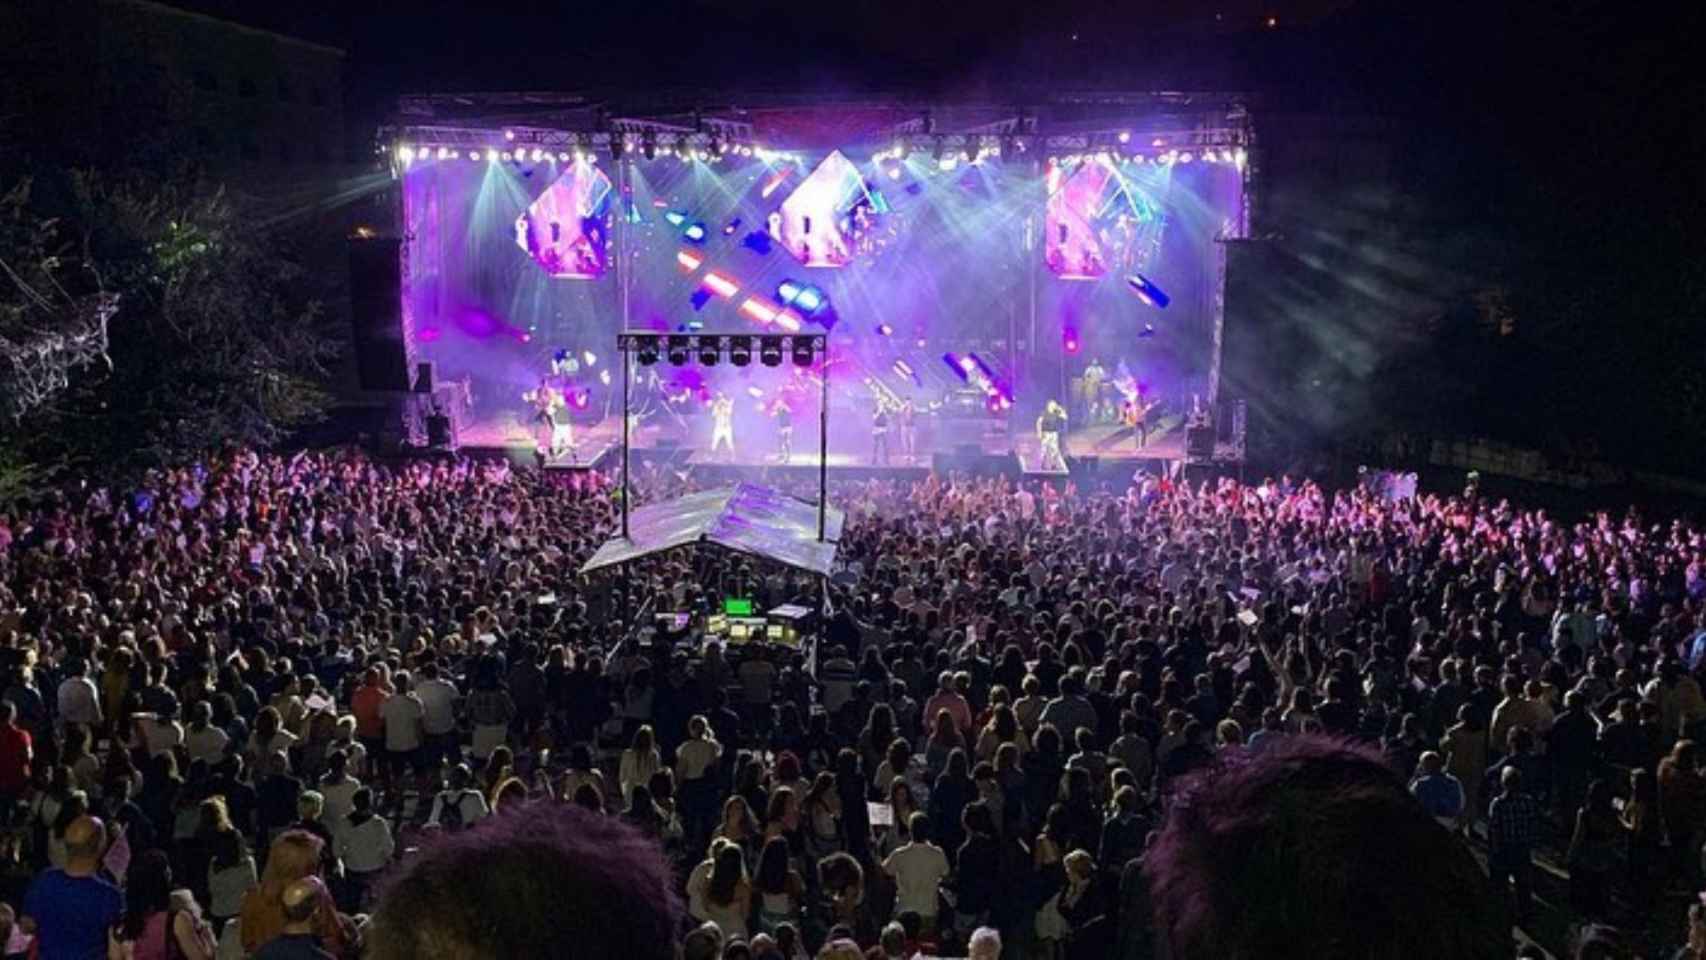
[860,704,897,781]
[753,835,804,934]
[480,745,515,802]
[110,849,215,960]
[206,823,256,927]
[619,725,661,808]
[1565,779,1623,920]
[975,703,1030,764]
[875,779,919,858]
[713,795,761,866]
[924,709,965,785]
[239,830,351,956]
[700,843,752,942]
[873,738,912,800]
[559,743,608,806]
[1624,767,1663,920]
[803,771,842,858]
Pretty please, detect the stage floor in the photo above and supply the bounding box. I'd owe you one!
[457,412,1231,474]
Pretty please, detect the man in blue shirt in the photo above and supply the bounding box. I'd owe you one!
[22,815,123,960]
[1408,751,1465,825]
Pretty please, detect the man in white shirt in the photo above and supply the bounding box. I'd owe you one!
[882,812,949,934]
[414,663,460,769]
[55,659,102,731]
[380,672,426,781]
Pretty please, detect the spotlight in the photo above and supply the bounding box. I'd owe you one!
[530,148,543,162]
[1125,274,1172,309]
[1179,152,1194,164]
[398,145,414,162]
[504,130,515,141]
[667,335,691,366]
[699,338,721,366]
[437,147,450,159]
[887,167,902,181]
[600,369,611,385]
[636,335,660,366]
[729,336,753,366]
[1138,323,1156,338]
[683,223,708,243]
[875,323,893,337]
[792,287,823,313]
[759,336,783,367]
[558,152,570,161]
[1063,329,1080,354]
[501,151,513,162]
[791,337,815,367]
[485,149,497,161]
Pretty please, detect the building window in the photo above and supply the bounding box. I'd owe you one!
[239,76,257,98]
[193,70,219,92]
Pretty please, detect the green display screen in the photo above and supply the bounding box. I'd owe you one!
[724,597,754,616]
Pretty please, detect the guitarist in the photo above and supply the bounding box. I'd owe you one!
[1122,390,1157,450]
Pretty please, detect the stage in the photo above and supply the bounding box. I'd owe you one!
[383,93,1253,485]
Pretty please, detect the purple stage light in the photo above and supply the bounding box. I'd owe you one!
[943,353,969,380]
[690,289,713,311]
[876,323,893,337]
[1063,329,1080,354]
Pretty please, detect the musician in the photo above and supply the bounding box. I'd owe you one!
[710,392,735,459]
[1036,400,1068,471]
[526,378,571,458]
[1123,390,1155,450]
[773,399,793,463]
[871,401,891,465]
[1082,358,1107,422]
[898,399,916,461]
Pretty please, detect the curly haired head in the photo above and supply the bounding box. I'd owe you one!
[1143,735,1508,960]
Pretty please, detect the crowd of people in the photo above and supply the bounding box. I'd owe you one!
[0,447,1704,959]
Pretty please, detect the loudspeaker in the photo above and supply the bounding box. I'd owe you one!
[425,414,451,448]
[412,362,435,394]
[1185,425,1215,459]
[348,236,410,392]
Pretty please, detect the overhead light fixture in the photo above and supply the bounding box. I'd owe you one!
[699,337,721,366]
[729,336,753,366]
[759,336,783,367]
[635,335,660,366]
[791,337,814,367]
[667,335,691,366]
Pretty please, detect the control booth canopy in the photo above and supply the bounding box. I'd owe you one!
[580,482,844,578]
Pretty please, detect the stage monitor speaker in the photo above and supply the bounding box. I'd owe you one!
[348,236,410,392]
[1185,425,1215,459]
[413,362,435,394]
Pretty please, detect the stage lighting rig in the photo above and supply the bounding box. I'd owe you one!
[667,335,691,366]
[791,337,814,367]
[635,335,660,366]
[729,336,753,366]
[699,337,722,366]
[760,336,783,367]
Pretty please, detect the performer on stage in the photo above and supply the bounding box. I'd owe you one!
[1122,389,1157,450]
[1036,400,1068,471]
[1082,358,1107,423]
[710,391,736,459]
[773,399,793,463]
[526,377,571,458]
[871,400,891,465]
[898,399,916,461]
